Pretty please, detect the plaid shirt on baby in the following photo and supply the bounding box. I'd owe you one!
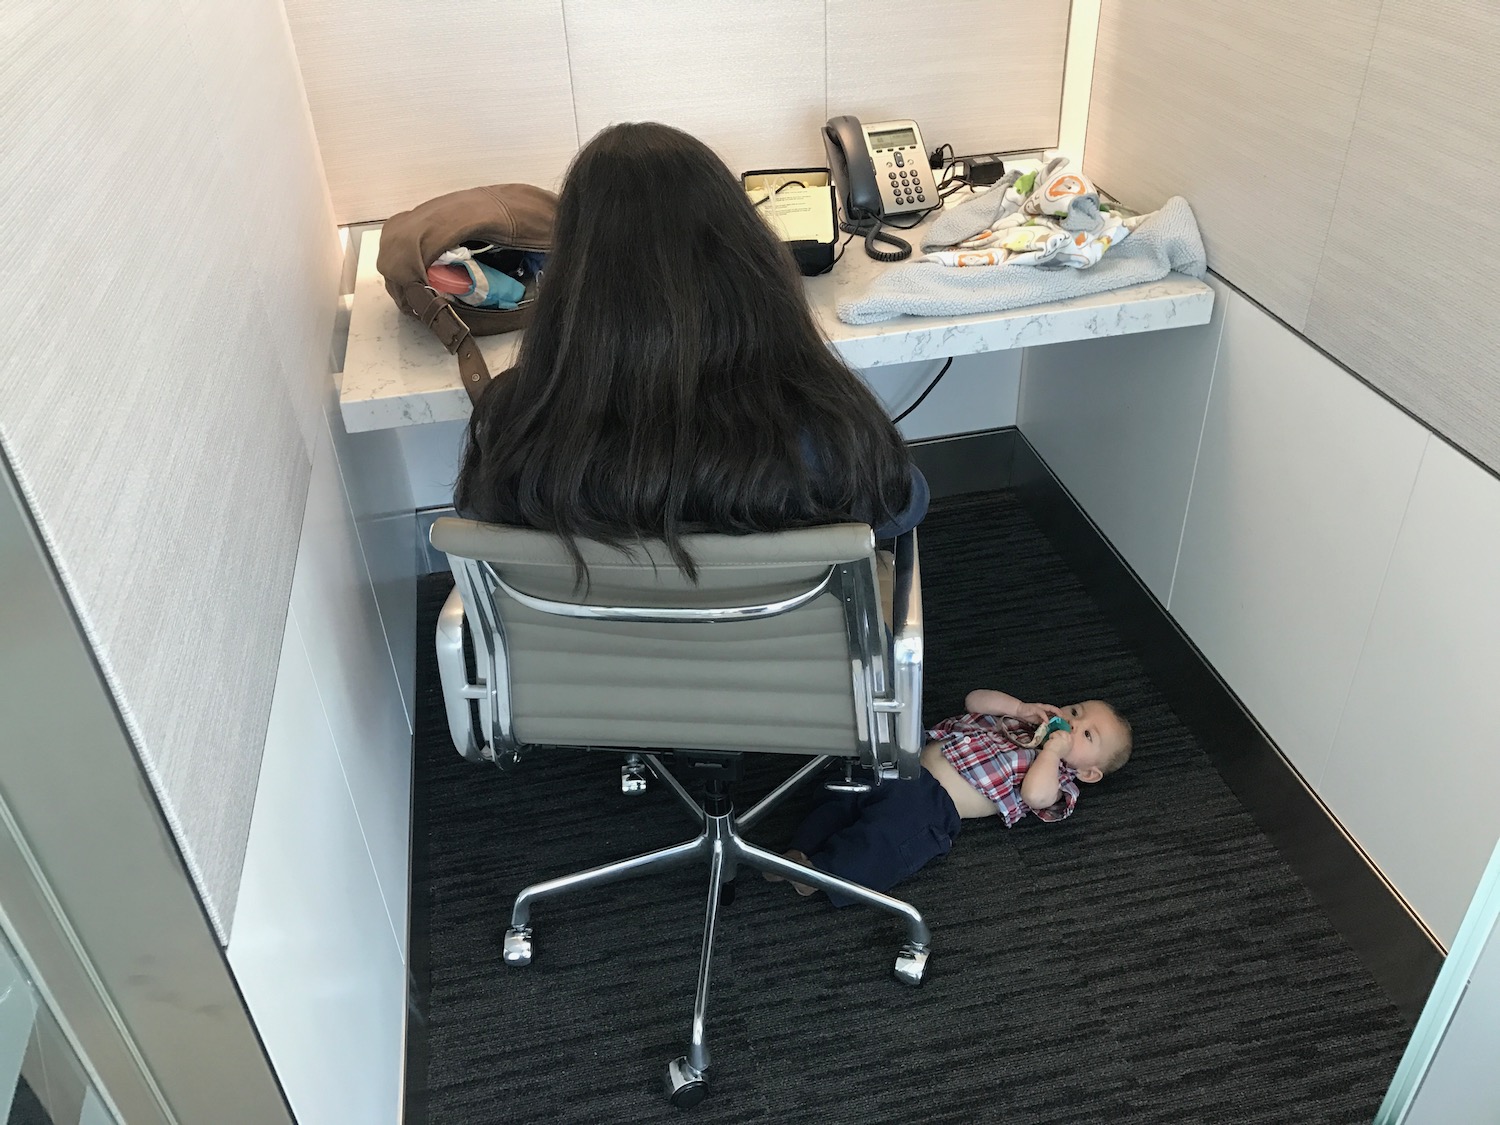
[928,712,1079,826]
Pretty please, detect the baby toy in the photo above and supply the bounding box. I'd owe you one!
[1025,713,1071,748]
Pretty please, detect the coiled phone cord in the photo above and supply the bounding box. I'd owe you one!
[841,202,938,262]
[840,215,913,262]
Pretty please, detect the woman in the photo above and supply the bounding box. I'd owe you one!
[455,122,928,578]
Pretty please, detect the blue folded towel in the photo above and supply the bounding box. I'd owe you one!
[836,195,1207,325]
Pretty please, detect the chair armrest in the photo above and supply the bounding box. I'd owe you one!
[435,587,487,763]
[889,529,924,779]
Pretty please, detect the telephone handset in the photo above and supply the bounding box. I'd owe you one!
[823,115,939,261]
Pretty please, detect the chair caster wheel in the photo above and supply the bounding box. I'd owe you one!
[621,764,649,794]
[718,879,736,907]
[894,942,928,987]
[665,1056,708,1107]
[502,927,533,967]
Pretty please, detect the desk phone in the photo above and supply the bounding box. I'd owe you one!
[824,116,939,221]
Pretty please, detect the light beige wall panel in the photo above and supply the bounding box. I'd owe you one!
[1085,0,1381,327]
[0,0,337,936]
[564,0,826,177]
[1057,0,1101,164]
[1321,437,1500,944]
[284,0,580,222]
[1306,0,1500,473]
[1169,291,1427,783]
[179,0,343,453]
[827,0,1067,155]
[1019,275,1228,602]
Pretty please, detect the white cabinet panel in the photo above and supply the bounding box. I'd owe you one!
[827,0,1067,154]
[863,353,1021,442]
[345,505,417,730]
[396,419,468,511]
[284,0,579,222]
[564,0,826,176]
[290,424,413,952]
[230,617,404,1125]
[1018,275,1227,601]
[1322,437,1500,944]
[1170,290,1426,782]
[326,393,418,728]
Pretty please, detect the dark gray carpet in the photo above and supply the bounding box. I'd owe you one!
[408,491,1411,1124]
[7,1078,52,1125]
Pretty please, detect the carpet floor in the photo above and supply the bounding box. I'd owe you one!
[408,490,1412,1124]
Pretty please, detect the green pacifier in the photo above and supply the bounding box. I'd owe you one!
[1037,715,1072,740]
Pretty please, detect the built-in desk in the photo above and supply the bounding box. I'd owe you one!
[340,226,1214,434]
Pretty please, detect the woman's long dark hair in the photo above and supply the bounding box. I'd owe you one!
[455,122,913,579]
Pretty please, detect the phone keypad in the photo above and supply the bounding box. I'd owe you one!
[871,136,933,215]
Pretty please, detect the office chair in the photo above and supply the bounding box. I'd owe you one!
[431,517,930,1107]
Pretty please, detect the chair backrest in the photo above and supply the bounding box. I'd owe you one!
[431,519,890,761]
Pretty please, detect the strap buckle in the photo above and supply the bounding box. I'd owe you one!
[403,281,490,404]
[422,295,473,355]
[406,282,473,354]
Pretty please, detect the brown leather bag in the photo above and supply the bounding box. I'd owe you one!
[377,184,558,405]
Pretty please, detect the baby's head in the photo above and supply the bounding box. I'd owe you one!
[1058,700,1132,784]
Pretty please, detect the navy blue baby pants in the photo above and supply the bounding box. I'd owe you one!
[790,768,961,907]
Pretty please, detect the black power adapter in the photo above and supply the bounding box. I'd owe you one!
[927,146,1008,190]
[960,153,1007,186]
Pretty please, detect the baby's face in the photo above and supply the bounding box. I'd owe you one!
[1057,700,1128,780]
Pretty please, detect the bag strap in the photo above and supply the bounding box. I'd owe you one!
[402,282,490,406]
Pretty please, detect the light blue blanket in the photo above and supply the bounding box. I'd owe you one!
[836,195,1207,326]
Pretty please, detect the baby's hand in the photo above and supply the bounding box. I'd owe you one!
[1040,728,1073,763]
[1013,700,1061,727]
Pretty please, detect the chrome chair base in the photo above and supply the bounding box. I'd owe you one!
[501,754,932,1107]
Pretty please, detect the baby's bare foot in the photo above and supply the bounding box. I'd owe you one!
[762,848,800,883]
[768,849,817,896]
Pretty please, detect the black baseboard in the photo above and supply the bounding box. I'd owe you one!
[404,724,433,1125]
[1008,431,1442,1022]
[910,428,1017,498]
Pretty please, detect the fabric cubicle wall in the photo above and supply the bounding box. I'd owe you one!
[0,0,341,938]
[281,0,1073,225]
[1085,0,1500,474]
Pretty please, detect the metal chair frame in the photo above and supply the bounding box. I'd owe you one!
[433,526,929,1107]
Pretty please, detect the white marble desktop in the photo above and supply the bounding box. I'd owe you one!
[340,218,1214,433]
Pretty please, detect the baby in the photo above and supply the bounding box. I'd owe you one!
[769,689,1133,906]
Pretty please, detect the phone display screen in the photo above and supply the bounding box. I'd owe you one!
[867,127,917,150]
